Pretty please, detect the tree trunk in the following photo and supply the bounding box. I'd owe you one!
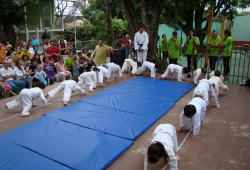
[141,0,164,58]
[104,0,112,44]
[1,16,17,49]
[120,0,139,39]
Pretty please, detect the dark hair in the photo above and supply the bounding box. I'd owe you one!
[139,24,144,28]
[15,59,22,70]
[42,56,48,62]
[22,55,29,61]
[31,58,37,63]
[214,70,221,77]
[35,82,46,89]
[72,76,79,82]
[148,141,169,165]
[189,29,195,37]
[201,67,207,74]
[87,52,91,57]
[162,34,166,38]
[183,104,196,117]
[93,67,100,72]
[155,63,161,69]
[224,30,231,36]
[98,38,104,41]
[183,67,190,74]
[172,31,177,35]
[137,62,142,67]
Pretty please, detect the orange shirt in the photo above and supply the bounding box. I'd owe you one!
[0,47,7,63]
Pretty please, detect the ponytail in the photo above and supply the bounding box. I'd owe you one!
[148,141,169,165]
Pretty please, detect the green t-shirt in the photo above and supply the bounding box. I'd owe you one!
[223,36,232,57]
[208,37,221,57]
[65,57,73,69]
[93,44,110,64]
[160,38,168,52]
[185,37,200,55]
[168,38,180,59]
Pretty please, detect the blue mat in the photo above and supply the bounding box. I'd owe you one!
[0,136,72,170]
[1,116,133,170]
[45,102,162,140]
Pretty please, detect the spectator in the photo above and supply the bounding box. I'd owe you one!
[20,46,32,60]
[208,30,221,72]
[14,59,33,88]
[41,29,50,42]
[12,46,22,59]
[56,58,72,81]
[41,56,59,84]
[46,40,60,62]
[222,30,232,80]
[27,39,35,57]
[64,51,74,73]
[72,57,79,77]
[0,60,26,93]
[43,39,50,52]
[31,35,39,53]
[3,39,12,57]
[91,38,113,66]
[161,34,168,61]
[78,52,85,74]
[123,35,130,58]
[59,39,68,56]
[34,53,42,65]
[59,35,67,44]
[168,31,181,64]
[28,58,38,78]
[22,55,31,71]
[0,43,11,64]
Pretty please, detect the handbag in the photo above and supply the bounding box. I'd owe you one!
[3,81,12,91]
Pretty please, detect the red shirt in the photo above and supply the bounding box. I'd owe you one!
[46,46,59,62]
[122,39,130,47]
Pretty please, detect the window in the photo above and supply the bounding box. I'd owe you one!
[43,6,51,28]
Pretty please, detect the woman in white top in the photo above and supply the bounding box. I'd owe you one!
[14,59,33,88]
[27,40,35,57]
[56,58,72,81]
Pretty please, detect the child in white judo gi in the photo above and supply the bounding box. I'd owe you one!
[121,58,138,76]
[178,97,206,138]
[193,67,207,85]
[209,70,228,98]
[159,64,189,82]
[106,62,123,79]
[144,124,180,170]
[77,67,99,92]
[193,79,220,108]
[97,65,108,87]
[209,70,224,81]
[45,77,87,106]
[5,82,47,117]
[135,61,160,78]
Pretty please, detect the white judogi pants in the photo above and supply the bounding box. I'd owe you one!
[107,63,122,78]
[48,84,72,102]
[97,66,108,83]
[135,61,156,78]
[144,124,179,170]
[77,72,97,91]
[137,50,147,63]
[121,59,137,74]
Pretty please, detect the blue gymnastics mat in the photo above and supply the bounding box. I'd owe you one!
[1,116,133,170]
[0,136,72,170]
[45,102,165,140]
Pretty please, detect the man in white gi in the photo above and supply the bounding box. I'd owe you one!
[45,77,87,106]
[134,24,149,63]
[193,79,220,108]
[121,58,138,76]
[77,67,99,92]
[193,67,207,85]
[106,62,123,79]
[97,65,108,86]
[178,97,206,138]
[209,70,228,98]
[159,64,189,82]
[144,124,180,170]
[5,82,47,117]
[136,61,160,78]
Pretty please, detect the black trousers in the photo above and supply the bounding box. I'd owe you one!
[223,57,231,75]
[209,56,218,71]
[162,51,169,60]
[169,58,178,64]
[186,55,197,71]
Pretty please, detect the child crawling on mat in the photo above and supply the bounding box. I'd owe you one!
[159,64,189,82]
[144,124,180,170]
[5,82,47,117]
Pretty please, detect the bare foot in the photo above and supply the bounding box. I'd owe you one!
[21,113,30,117]
[32,104,37,108]
[121,76,123,79]
[158,76,163,79]
[100,83,104,87]
[5,105,8,109]
[44,94,49,99]
[63,101,69,106]
[216,104,220,109]
[176,155,180,161]
[84,93,88,95]
[89,90,95,92]
[177,128,184,133]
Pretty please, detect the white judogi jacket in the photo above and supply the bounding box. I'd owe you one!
[134,31,149,50]
[6,87,47,114]
[135,61,156,77]
[97,66,108,83]
[144,124,179,170]
[77,71,97,91]
[107,63,122,78]
[209,71,224,81]
[209,76,228,98]
[161,64,183,82]
[193,68,207,84]
[193,79,218,106]
[121,59,137,74]
[180,97,206,136]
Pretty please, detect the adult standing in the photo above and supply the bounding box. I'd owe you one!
[208,30,221,72]
[46,40,60,62]
[91,39,113,66]
[222,30,232,80]
[168,31,181,64]
[31,35,39,53]
[0,43,10,63]
[41,29,50,42]
[184,30,200,76]
[134,24,149,63]
[161,34,168,61]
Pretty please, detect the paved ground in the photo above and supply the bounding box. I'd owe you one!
[0,73,250,170]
